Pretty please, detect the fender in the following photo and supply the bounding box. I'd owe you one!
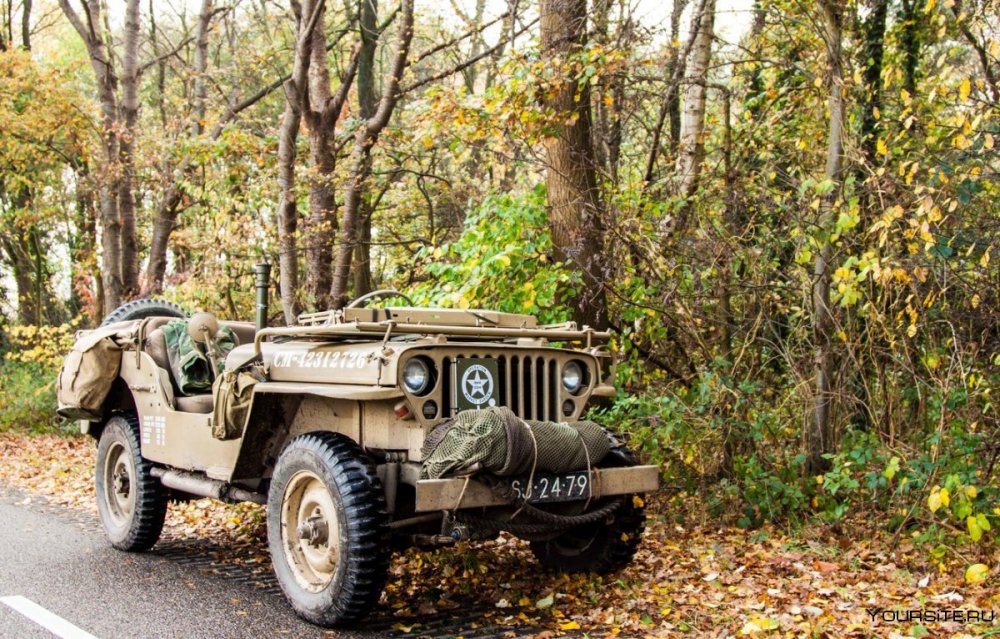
[226,382,404,482]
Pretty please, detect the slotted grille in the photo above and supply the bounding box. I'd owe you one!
[444,354,559,421]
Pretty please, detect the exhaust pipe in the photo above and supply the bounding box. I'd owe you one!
[152,467,266,505]
[254,262,271,331]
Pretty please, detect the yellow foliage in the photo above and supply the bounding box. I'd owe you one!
[4,323,76,368]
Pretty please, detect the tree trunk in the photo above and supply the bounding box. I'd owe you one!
[118,0,141,298]
[672,0,715,232]
[20,0,29,49]
[859,0,887,170]
[329,0,414,307]
[143,0,214,297]
[591,0,624,183]
[351,211,373,296]
[301,0,358,312]
[899,0,920,95]
[666,0,689,153]
[302,0,333,311]
[1,230,37,325]
[538,0,608,329]
[58,0,137,314]
[276,0,325,323]
[345,0,379,303]
[807,0,846,475]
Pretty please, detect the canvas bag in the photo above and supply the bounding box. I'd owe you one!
[57,328,124,420]
[211,364,265,440]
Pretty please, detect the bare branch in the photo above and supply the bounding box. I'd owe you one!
[401,16,536,94]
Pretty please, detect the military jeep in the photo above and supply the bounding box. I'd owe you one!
[58,279,658,627]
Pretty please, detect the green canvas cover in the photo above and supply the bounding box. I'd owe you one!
[161,320,237,395]
[420,406,611,479]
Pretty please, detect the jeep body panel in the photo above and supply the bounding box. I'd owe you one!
[119,351,242,480]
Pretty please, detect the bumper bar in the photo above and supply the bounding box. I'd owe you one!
[413,465,660,512]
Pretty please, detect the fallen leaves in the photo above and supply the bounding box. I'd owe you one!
[964,563,988,584]
[2,431,998,638]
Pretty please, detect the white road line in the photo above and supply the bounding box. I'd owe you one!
[0,596,99,639]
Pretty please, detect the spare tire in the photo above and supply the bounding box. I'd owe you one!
[100,298,189,327]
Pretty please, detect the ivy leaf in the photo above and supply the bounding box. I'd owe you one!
[967,516,983,542]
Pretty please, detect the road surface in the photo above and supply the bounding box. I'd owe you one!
[0,484,542,639]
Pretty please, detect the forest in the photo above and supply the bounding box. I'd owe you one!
[0,0,998,632]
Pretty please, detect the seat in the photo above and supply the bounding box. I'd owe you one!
[143,317,217,414]
[221,321,256,347]
[175,394,214,413]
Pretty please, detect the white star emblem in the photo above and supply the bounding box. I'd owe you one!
[466,371,488,398]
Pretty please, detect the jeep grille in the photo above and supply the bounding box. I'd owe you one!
[443,354,559,421]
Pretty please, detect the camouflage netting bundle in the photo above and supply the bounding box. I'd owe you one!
[420,406,610,479]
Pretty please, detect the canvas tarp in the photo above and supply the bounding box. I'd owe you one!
[420,406,610,479]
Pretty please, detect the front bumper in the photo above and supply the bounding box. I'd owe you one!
[412,465,660,512]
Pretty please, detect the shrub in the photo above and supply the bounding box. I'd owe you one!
[0,323,74,434]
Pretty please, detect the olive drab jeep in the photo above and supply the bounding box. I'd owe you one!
[57,269,659,627]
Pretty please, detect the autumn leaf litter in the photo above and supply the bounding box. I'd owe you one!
[1,433,997,638]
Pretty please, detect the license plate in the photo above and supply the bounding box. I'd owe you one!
[510,471,591,504]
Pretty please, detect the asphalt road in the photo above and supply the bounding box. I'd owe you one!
[0,485,542,639]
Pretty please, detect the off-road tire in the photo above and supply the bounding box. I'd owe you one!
[529,495,645,574]
[100,298,188,327]
[530,443,647,574]
[267,432,390,627]
[95,415,167,551]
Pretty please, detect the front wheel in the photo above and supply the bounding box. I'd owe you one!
[95,415,167,551]
[529,496,646,574]
[267,433,390,627]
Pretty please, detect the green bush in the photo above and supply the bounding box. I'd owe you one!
[410,185,578,324]
[0,360,67,434]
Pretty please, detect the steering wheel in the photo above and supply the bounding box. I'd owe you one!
[345,289,414,309]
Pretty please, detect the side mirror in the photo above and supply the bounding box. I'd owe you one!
[187,312,220,344]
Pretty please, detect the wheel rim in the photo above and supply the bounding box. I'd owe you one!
[102,441,135,528]
[281,470,340,593]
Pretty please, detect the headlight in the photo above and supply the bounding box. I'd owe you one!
[402,357,433,395]
[562,360,584,394]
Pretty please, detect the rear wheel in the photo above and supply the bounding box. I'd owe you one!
[529,495,645,574]
[530,443,647,574]
[100,298,188,327]
[95,415,167,551]
[267,433,390,626]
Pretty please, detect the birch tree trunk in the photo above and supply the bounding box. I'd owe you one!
[807,0,846,475]
[672,0,715,232]
[538,0,608,329]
